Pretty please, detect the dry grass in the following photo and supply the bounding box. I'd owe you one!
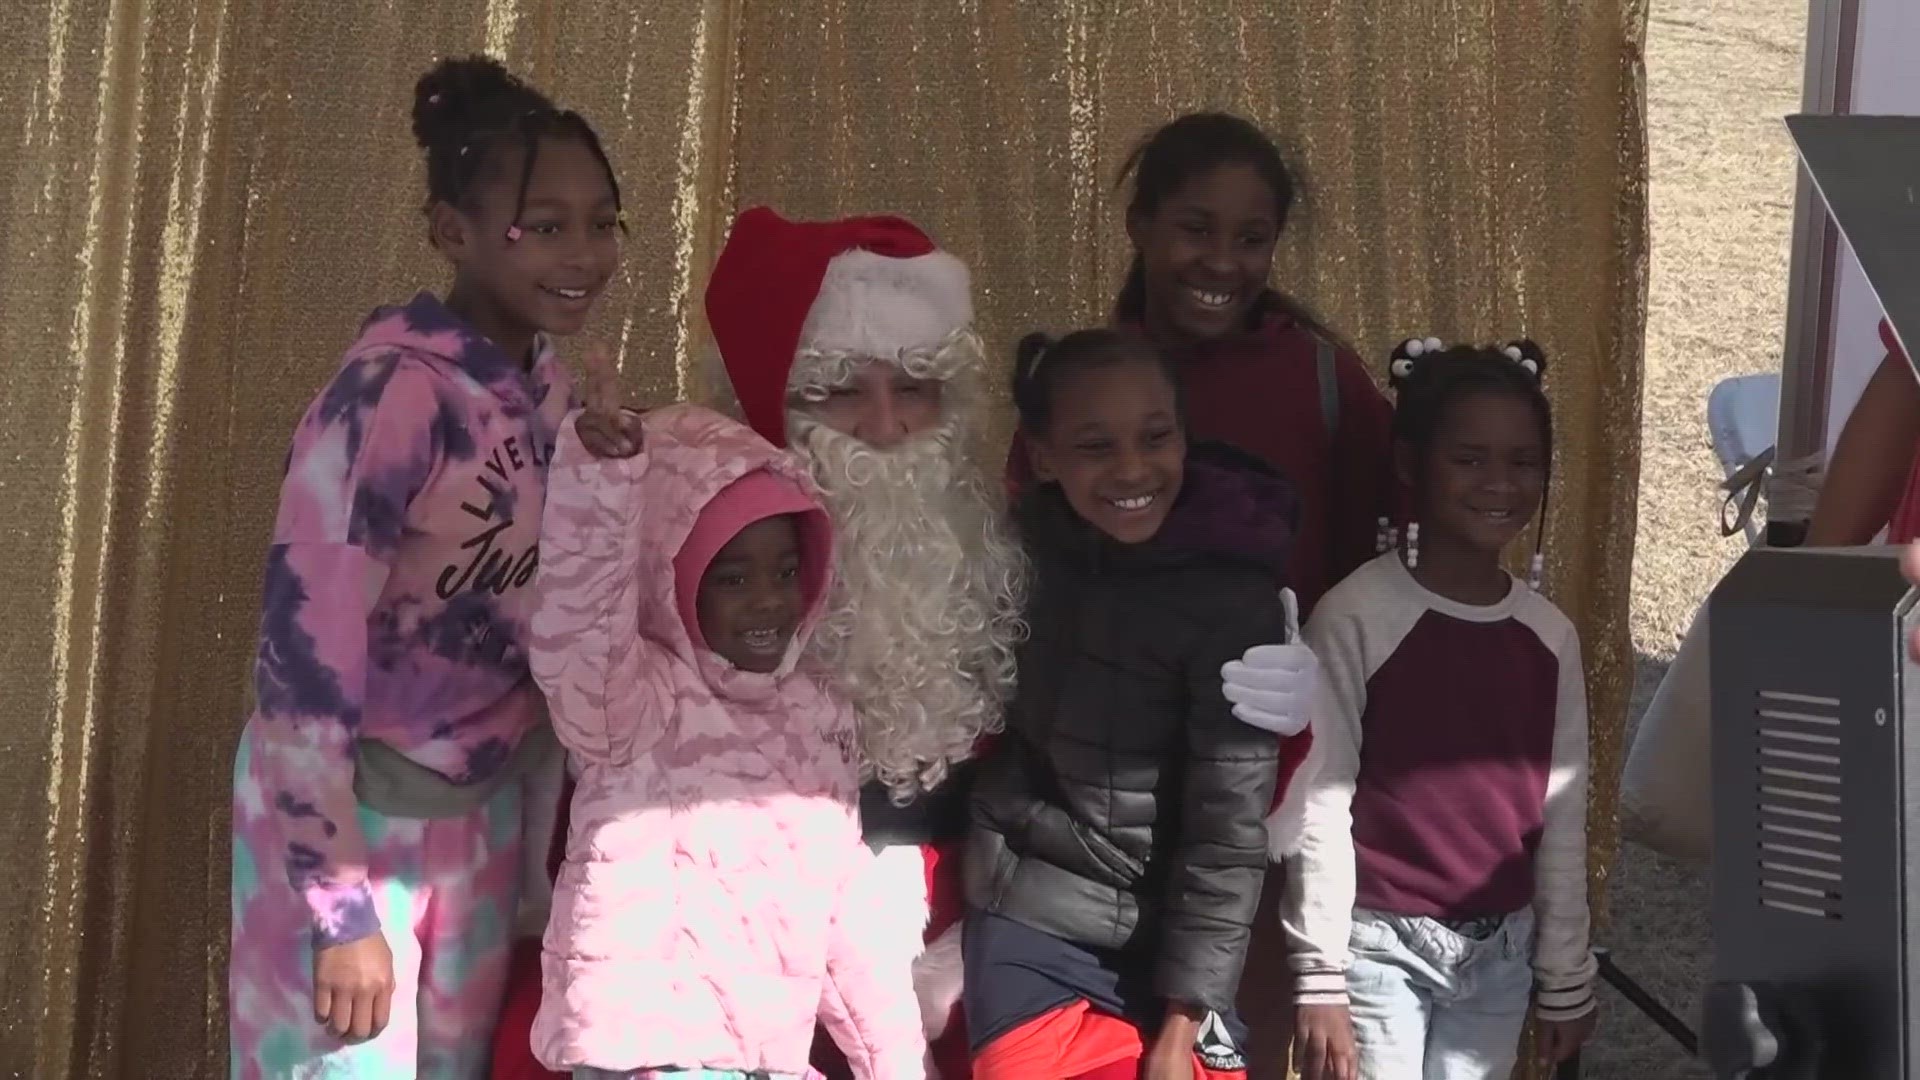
[1584,1,1807,1077]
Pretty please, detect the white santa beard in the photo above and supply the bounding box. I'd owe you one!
[789,407,1026,803]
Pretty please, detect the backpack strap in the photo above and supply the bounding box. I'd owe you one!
[1315,335,1340,442]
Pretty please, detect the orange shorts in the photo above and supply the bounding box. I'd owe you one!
[972,999,1248,1080]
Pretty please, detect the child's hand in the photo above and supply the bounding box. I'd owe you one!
[575,343,643,458]
[1292,1002,1358,1080]
[1140,1004,1203,1080]
[1220,589,1317,736]
[1139,1033,1197,1080]
[312,934,395,1042]
[1535,1009,1598,1067]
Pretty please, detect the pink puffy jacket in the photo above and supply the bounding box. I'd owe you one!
[527,404,927,1078]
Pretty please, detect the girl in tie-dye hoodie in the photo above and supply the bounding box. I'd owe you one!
[229,55,638,1079]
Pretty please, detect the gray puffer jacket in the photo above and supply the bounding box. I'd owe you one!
[965,442,1301,1013]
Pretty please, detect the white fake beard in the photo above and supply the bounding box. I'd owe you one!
[788,408,1027,803]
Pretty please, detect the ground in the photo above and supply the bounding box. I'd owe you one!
[1586,0,1806,1077]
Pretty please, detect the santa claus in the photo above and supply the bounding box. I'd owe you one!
[701,207,1027,1077]
[489,207,1318,1079]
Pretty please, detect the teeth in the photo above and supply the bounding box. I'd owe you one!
[1191,288,1233,309]
[742,629,781,648]
[548,286,589,300]
[1109,494,1154,511]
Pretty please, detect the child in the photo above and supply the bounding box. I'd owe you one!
[964,328,1312,1080]
[1063,111,1399,1074]
[1009,112,1393,614]
[227,55,636,1078]
[527,403,927,1079]
[1808,317,1920,545]
[1283,341,1597,1080]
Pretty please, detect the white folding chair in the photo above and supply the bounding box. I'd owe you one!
[1706,374,1782,545]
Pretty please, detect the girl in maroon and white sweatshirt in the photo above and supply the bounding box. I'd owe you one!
[1280,339,1596,1080]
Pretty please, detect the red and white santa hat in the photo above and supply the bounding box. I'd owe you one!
[704,206,974,447]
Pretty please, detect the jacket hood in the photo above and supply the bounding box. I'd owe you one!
[671,468,830,657]
[627,405,835,689]
[349,291,560,415]
[1020,440,1298,578]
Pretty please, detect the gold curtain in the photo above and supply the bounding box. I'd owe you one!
[0,1,1646,1076]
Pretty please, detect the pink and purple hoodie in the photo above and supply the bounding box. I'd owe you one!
[528,404,926,1078]
[244,292,573,948]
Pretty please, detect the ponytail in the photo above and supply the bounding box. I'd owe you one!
[1009,331,1055,426]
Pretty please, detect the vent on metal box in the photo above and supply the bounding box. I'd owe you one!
[1753,688,1844,920]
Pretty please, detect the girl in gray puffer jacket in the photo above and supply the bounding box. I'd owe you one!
[963,327,1314,1080]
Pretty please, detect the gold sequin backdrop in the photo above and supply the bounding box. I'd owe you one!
[0,0,1645,1076]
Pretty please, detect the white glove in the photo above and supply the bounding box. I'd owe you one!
[1220,588,1318,737]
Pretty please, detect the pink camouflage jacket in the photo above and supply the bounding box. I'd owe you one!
[528,404,926,1077]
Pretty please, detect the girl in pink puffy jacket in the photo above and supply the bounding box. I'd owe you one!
[525,402,928,1079]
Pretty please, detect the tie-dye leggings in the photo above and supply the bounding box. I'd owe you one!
[229,722,525,1079]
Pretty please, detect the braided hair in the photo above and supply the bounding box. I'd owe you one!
[411,55,625,238]
[1388,337,1554,584]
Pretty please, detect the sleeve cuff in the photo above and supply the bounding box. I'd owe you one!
[1533,983,1597,1021]
[1152,970,1234,1016]
[306,881,381,950]
[1294,970,1349,1004]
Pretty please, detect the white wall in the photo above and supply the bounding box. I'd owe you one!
[1821,0,1920,458]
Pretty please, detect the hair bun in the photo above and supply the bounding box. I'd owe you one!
[1504,338,1548,380]
[411,55,526,150]
[1388,336,1443,389]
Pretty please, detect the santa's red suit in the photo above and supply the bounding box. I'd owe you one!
[493,208,1022,1080]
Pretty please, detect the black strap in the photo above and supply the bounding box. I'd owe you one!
[1315,336,1340,441]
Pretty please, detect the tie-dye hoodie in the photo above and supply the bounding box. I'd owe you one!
[246,292,573,948]
[528,404,927,1077]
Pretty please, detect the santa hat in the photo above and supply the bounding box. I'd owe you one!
[704,206,974,447]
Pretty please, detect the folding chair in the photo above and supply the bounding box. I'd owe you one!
[1706,374,1782,545]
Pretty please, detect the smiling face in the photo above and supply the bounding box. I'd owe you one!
[1028,355,1186,544]
[433,135,622,352]
[695,515,805,673]
[1405,389,1547,560]
[1126,160,1281,344]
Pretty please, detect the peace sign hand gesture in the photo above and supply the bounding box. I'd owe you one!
[574,344,644,459]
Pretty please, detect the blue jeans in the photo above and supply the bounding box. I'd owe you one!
[1346,907,1535,1080]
